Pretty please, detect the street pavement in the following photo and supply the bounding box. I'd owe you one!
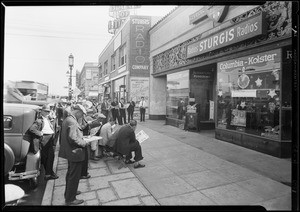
[42,119,291,210]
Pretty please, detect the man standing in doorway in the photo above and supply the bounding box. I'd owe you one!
[139,97,146,122]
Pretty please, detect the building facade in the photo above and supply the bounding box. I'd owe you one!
[79,62,99,100]
[98,15,161,109]
[149,3,293,158]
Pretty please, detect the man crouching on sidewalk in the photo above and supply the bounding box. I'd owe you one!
[113,119,145,169]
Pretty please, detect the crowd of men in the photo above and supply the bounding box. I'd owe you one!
[26,97,147,205]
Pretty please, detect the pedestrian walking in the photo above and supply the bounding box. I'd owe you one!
[127,98,135,122]
[58,104,87,205]
[119,98,127,125]
[139,97,147,122]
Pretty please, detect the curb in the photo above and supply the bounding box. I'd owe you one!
[41,145,59,206]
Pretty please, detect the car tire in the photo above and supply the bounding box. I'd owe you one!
[4,143,15,175]
[29,177,38,189]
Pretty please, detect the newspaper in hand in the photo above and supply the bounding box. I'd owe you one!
[135,130,149,144]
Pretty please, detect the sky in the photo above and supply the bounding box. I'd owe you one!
[3,5,177,96]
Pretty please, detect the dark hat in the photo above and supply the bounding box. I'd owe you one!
[73,104,87,115]
[41,104,51,112]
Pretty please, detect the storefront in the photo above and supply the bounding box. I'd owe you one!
[150,2,293,157]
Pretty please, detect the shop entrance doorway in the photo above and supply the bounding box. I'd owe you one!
[190,64,216,129]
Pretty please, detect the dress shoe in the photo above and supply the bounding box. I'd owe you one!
[125,160,135,164]
[44,174,58,181]
[80,174,91,179]
[76,190,81,195]
[65,199,84,206]
[51,173,59,179]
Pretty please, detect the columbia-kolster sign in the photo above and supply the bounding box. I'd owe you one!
[186,13,266,59]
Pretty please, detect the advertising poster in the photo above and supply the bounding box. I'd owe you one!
[130,77,149,103]
[230,109,246,127]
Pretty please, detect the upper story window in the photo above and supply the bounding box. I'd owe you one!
[119,44,126,67]
[104,61,108,76]
[99,65,102,78]
[111,54,116,71]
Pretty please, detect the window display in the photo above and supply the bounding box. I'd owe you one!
[217,49,282,140]
[166,70,189,119]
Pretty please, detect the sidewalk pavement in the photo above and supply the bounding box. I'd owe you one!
[42,119,291,210]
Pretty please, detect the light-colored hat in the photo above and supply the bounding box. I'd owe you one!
[92,113,106,119]
[41,104,51,112]
[73,104,87,115]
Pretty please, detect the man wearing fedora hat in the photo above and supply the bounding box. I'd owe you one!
[59,104,88,205]
[28,104,58,181]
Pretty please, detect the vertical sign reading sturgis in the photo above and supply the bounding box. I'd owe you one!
[130,16,151,74]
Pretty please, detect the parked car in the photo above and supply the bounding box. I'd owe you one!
[4,103,42,188]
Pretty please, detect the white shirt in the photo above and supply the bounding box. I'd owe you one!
[42,116,54,135]
[139,100,146,108]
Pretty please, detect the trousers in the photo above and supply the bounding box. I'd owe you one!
[41,134,55,175]
[125,141,143,162]
[65,160,83,203]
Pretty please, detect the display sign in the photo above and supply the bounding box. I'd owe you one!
[187,13,266,59]
[130,77,149,103]
[209,100,214,120]
[191,70,213,80]
[231,109,246,127]
[130,16,151,72]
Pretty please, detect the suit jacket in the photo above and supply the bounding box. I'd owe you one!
[113,124,136,156]
[24,117,44,154]
[58,114,87,162]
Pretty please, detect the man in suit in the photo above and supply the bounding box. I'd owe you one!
[58,104,87,206]
[113,120,145,169]
[127,99,135,123]
[28,104,58,181]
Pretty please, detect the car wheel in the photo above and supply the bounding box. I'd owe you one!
[29,177,38,189]
[4,143,15,176]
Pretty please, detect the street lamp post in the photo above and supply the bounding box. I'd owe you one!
[68,53,74,100]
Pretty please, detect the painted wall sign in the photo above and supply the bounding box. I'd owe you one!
[217,49,281,73]
[189,7,207,24]
[130,16,151,72]
[206,6,229,23]
[186,13,266,59]
[189,6,229,25]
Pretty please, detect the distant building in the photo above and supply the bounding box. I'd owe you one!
[97,15,161,105]
[79,62,99,100]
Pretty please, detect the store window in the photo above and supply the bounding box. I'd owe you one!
[111,54,116,71]
[166,70,189,119]
[217,49,282,140]
[99,65,102,78]
[104,60,108,76]
[119,44,126,66]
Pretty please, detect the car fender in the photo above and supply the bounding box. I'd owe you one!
[4,143,15,175]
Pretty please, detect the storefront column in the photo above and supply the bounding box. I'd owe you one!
[149,75,167,120]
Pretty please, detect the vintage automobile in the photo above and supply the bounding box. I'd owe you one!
[4,103,42,188]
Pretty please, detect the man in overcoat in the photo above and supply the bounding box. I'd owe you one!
[58,104,87,205]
